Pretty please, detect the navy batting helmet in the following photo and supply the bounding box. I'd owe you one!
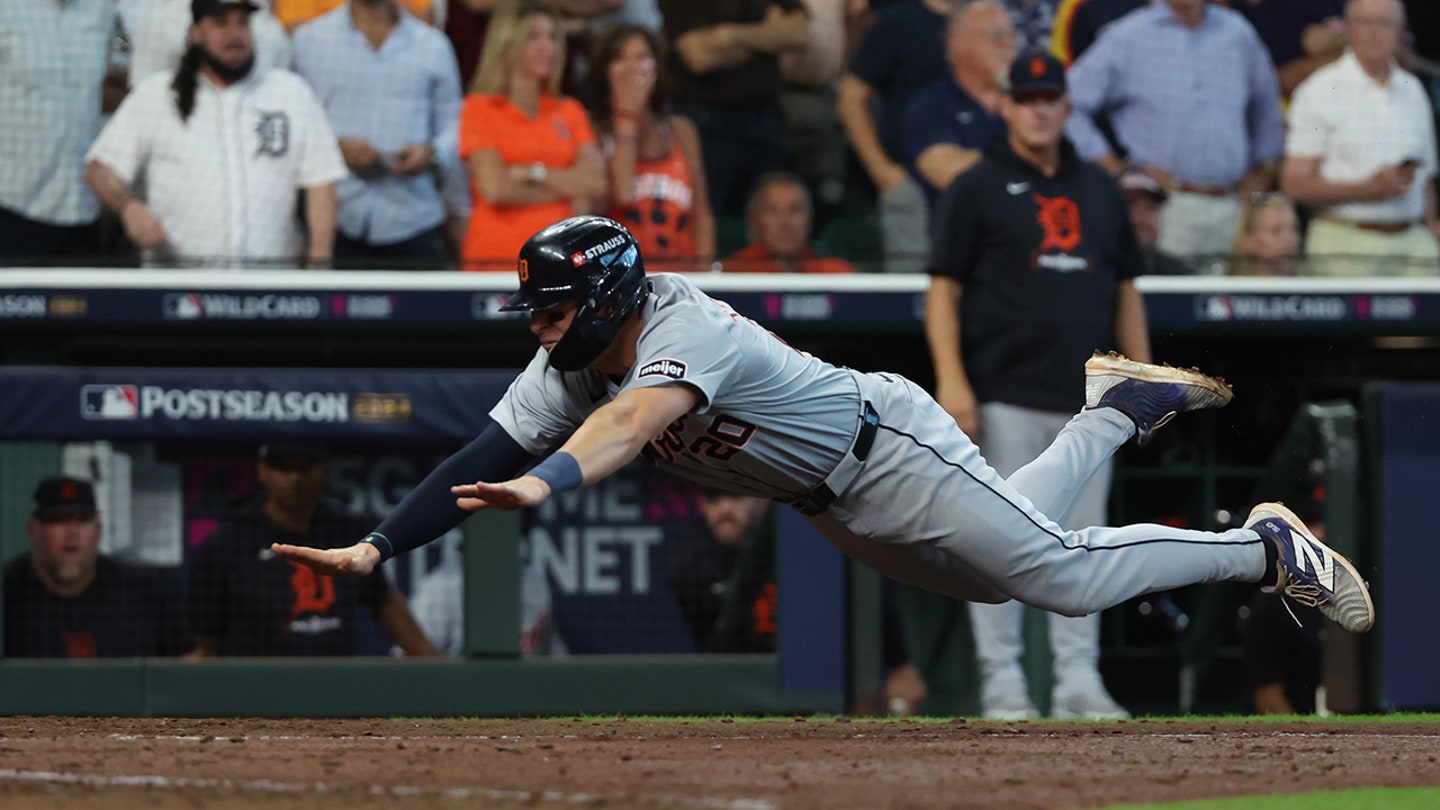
[503,216,648,371]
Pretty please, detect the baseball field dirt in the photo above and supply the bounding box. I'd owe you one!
[2,716,1438,809]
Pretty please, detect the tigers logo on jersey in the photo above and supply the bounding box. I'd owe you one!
[288,560,336,617]
[254,111,290,158]
[638,358,687,380]
[1033,194,1082,252]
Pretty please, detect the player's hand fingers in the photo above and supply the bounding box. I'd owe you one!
[452,480,545,510]
[273,543,375,576]
[271,542,336,571]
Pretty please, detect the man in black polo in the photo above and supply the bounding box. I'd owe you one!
[4,476,189,658]
[924,51,1150,720]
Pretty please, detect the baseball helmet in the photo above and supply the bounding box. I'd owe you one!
[503,216,649,371]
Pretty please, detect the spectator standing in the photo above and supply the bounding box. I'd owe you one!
[1228,193,1300,276]
[293,0,464,268]
[188,442,438,657]
[1066,0,1286,261]
[835,0,950,274]
[0,0,115,264]
[668,489,778,653]
[725,171,857,272]
[1118,168,1192,275]
[925,52,1147,719]
[1280,0,1439,277]
[3,477,189,659]
[586,24,715,273]
[129,0,293,88]
[658,0,810,219]
[458,1,605,271]
[85,0,345,268]
[903,0,1017,201]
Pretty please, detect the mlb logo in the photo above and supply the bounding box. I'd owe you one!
[570,252,586,267]
[81,385,139,420]
[164,293,203,320]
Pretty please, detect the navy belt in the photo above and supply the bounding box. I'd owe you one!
[788,402,880,516]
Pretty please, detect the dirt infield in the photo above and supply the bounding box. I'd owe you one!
[1,717,1438,809]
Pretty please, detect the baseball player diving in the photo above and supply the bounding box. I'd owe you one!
[275,216,1374,635]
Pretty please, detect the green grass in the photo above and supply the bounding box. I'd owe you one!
[1110,787,1440,809]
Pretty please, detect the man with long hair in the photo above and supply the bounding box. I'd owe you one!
[85,0,345,268]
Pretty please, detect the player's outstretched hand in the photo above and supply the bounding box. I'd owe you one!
[271,541,380,577]
[452,476,553,512]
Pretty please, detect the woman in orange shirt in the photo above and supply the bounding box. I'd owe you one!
[458,1,605,271]
[586,24,715,274]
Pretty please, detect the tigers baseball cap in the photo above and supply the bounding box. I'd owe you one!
[1008,51,1067,97]
[191,0,260,22]
[32,476,98,521]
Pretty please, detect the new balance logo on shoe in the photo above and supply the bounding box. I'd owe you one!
[1288,525,1336,592]
[1245,502,1374,634]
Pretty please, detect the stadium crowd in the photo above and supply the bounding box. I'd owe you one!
[0,0,1436,275]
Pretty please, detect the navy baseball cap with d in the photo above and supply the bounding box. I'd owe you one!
[32,476,98,521]
[1008,51,1067,97]
[192,0,260,22]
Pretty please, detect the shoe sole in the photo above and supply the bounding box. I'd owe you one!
[1085,351,1236,408]
[1247,501,1375,633]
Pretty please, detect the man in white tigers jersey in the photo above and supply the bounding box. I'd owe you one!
[276,216,1374,638]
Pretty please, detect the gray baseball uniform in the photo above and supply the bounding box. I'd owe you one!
[492,274,1267,615]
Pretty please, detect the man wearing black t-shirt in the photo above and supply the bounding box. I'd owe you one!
[187,442,436,657]
[925,51,1149,720]
[3,476,189,658]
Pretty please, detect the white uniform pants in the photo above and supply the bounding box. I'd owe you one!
[968,402,1110,695]
[809,373,1267,616]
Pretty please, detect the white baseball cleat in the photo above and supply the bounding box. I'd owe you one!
[1051,688,1131,721]
[1084,351,1234,445]
[1245,501,1375,633]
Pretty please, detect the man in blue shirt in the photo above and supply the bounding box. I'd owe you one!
[1065,0,1285,262]
[837,0,950,274]
[293,0,463,268]
[903,0,1017,205]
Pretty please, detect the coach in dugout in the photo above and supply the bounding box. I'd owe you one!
[925,51,1147,720]
[3,476,190,658]
[84,0,346,269]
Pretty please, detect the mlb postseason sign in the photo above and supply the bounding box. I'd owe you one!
[0,368,514,441]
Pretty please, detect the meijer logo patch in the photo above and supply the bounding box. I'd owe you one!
[637,359,687,380]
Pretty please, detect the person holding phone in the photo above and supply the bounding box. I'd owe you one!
[292,0,465,269]
[1280,0,1439,277]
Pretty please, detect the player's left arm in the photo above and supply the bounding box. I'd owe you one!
[452,384,700,511]
[370,590,440,657]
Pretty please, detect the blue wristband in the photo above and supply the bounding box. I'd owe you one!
[528,451,584,493]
